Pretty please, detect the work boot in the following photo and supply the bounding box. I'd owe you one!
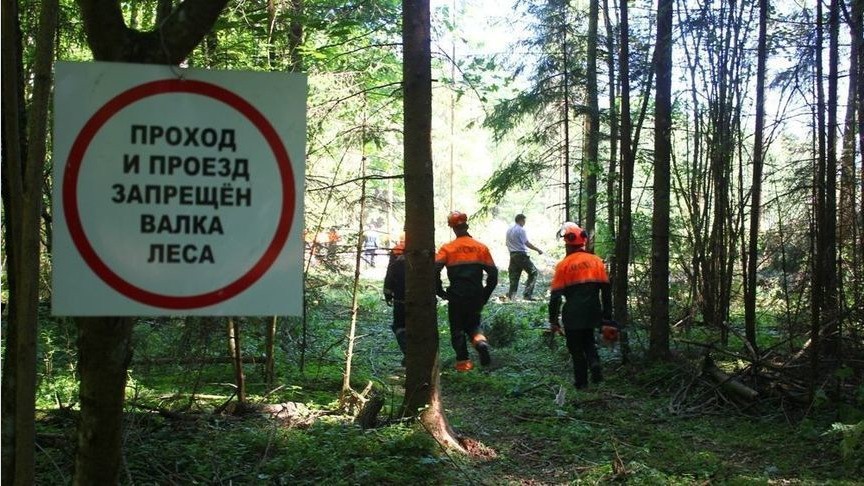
[477,341,491,367]
[455,360,473,372]
[591,365,603,384]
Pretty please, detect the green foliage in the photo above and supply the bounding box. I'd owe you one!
[252,423,442,484]
[483,303,543,348]
[592,219,615,259]
[32,290,862,484]
[114,414,442,485]
[478,156,551,210]
[825,421,864,474]
[478,0,594,210]
[19,1,862,482]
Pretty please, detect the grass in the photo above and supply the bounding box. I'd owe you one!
[28,281,863,485]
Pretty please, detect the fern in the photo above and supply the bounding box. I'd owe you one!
[826,421,864,473]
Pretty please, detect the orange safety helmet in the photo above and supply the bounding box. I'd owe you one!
[447,211,468,228]
[392,231,406,255]
[559,222,588,247]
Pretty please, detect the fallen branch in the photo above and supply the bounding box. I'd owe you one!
[702,355,759,401]
[128,401,203,421]
[133,356,266,365]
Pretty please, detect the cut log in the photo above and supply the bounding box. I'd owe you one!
[702,355,759,401]
[260,402,316,427]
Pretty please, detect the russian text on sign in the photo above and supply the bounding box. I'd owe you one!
[131,124,237,152]
[140,214,225,235]
[147,243,216,264]
[111,183,252,208]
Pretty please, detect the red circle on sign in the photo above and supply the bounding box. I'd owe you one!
[63,79,295,310]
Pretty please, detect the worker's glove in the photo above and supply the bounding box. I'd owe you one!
[549,323,562,335]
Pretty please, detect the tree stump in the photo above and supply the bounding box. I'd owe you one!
[355,393,384,429]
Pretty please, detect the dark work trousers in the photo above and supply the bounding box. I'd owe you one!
[391,301,407,355]
[447,298,484,361]
[564,328,601,387]
[508,252,538,299]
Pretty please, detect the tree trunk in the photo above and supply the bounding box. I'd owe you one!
[74,317,135,485]
[583,0,599,235]
[613,0,633,363]
[562,16,572,222]
[854,0,864,301]
[839,4,859,310]
[227,316,237,358]
[157,0,173,25]
[821,0,840,358]
[72,2,229,482]
[745,0,769,351]
[288,0,304,72]
[228,318,246,403]
[77,0,228,64]
[649,0,672,361]
[676,0,708,338]
[267,0,278,69]
[340,138,368,405]
[400,0,464,452]
[265,316,277,389]
[602,0,618,244]
[811,0,827,388]
[1,0,57,483]
[698,0,743,346]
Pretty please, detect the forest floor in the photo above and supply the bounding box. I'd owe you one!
[31,267,864,484]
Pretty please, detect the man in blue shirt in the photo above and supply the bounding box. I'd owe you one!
[505,214,544,301]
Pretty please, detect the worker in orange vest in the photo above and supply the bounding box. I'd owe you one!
[548,222,613,388]
[435,211,498,371]
[327,226,340,259]
[384,236,407,365]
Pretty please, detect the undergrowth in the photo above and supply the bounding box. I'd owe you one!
[28,277,864,484]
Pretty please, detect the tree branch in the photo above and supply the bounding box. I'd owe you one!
[76,0,230,63]
[306,174,403,193]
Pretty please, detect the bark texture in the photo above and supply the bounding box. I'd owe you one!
[77,0,227,64]
[612,0,633,362]
[1,0,58,483]
[74,317,135,485]
[649,0,672,360]
[400,0,463,451]
[583,0,599,234]
[745,0,768,350]
[72,1,229,483]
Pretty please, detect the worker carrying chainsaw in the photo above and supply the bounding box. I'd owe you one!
[384,235,407,365]
[436,211,498,371]
[548,222,614,389]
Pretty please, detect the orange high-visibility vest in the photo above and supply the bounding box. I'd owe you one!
[549,250,611,329]
[550,251,609,290]
[435,235,497,300]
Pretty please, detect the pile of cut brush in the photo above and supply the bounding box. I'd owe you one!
[670,333,863,420]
